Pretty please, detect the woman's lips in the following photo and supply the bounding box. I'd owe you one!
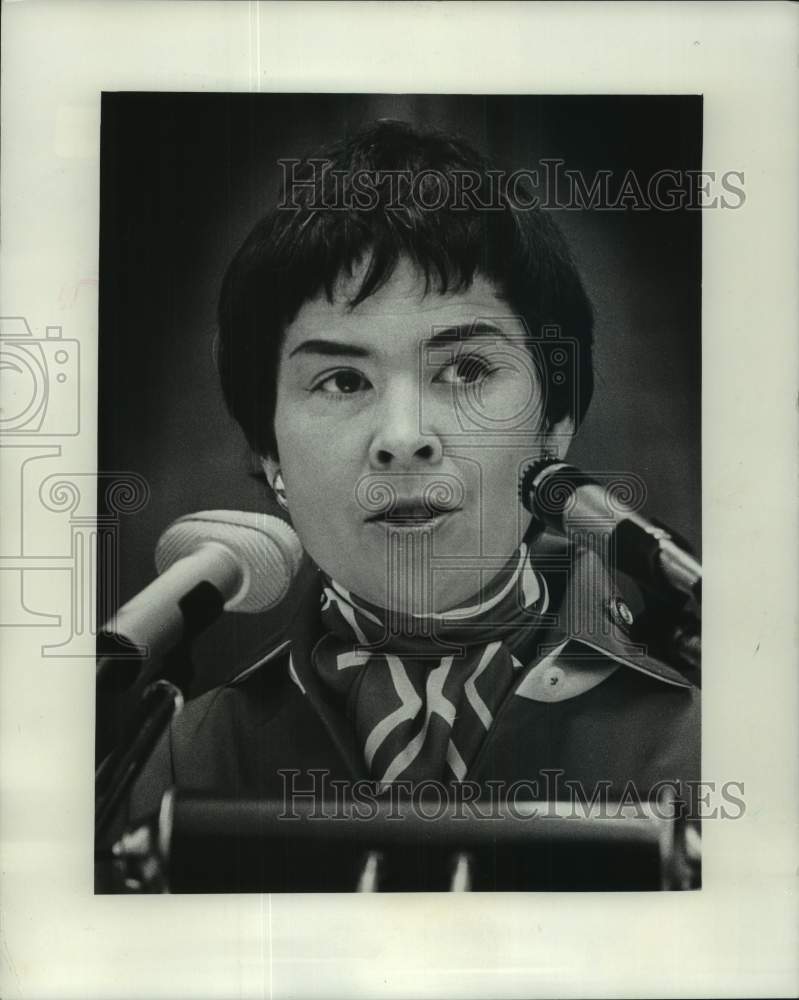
[366,506,461,531]
[366,496,458,520]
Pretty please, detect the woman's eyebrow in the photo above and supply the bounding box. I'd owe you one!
[288,339,371,360]
[427,321,511,346]
[287,321,512,360]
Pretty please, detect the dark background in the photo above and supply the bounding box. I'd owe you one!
[99,93,701,696]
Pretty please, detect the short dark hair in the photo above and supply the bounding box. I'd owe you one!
[217,120,594,459]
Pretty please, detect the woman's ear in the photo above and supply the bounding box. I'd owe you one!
[260,455,290,511]
[260,456,280,491]
[541,413,576,461]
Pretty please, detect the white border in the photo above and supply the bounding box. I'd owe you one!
[1,2,797,998]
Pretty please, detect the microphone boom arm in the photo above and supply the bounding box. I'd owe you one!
[522,460,701,672]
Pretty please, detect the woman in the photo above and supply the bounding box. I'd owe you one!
[126,121,699,871]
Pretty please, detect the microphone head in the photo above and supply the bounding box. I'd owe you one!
[519,459,575,517]
[155,511,304,613]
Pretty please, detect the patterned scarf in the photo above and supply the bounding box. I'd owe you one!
[312,539,549,786]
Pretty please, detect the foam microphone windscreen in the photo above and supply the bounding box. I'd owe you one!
[155,510,304,613]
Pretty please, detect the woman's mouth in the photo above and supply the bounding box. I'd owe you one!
[365,498,461,530]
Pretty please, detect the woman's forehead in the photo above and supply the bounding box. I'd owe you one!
[281,259,516,354]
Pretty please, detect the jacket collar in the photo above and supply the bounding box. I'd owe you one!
[232,542,696,694]
[543,542,696,689]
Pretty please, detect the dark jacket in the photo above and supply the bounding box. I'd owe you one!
[127,542,700,822]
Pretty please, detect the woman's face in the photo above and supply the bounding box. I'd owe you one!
[269,258,573,614]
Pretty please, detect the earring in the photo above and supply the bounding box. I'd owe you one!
[273,472,289,511]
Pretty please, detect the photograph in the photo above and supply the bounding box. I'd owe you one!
[96,92,704,892]
[1,3,796,998]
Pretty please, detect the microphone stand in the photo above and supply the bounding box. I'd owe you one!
[629,587,701,674]
[95,630,149,764]
[94,639,193,848]
[95,578,223,842]
[522,462,702,674]
[620,518,701,675]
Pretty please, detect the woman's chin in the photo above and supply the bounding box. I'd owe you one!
[351,568,485,618]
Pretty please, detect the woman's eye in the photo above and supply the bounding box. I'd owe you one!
[436,354,497,385]
[313,370,371,396]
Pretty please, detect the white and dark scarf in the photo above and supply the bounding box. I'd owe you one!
[312,540,550,786]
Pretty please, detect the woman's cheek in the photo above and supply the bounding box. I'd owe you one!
[277,406,339,463]
[278,421,361,515]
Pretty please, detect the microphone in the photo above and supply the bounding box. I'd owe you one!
[97,511,304,692]
[520,460,701,601]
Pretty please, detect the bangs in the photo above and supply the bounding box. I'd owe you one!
[268,138,515,321]
[272,203,490,321]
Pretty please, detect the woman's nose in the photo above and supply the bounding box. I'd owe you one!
[368,383,443,469]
